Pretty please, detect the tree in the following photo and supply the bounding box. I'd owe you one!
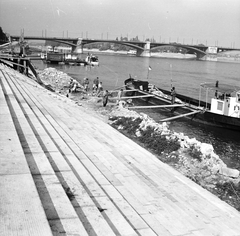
[0,27,8,45]
[130,36,140,42]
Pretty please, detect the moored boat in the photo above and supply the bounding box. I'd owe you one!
[64,53,87,65]
[85,54,99,66]
[42,52,88,65]
[124,78,240,131]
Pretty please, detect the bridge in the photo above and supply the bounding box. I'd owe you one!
[10,35,239,59]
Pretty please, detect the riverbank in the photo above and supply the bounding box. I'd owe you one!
[85,48,196,59]
[38,67,240,211]
[85,48,240,61]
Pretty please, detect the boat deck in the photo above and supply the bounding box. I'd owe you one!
[1,63,240,236]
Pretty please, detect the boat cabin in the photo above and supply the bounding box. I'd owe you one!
[201,83,240,118]
[125,78,149,91]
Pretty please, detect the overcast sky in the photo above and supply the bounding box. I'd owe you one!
[0,0,239,47]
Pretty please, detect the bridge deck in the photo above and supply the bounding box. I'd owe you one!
[1,64,240,236]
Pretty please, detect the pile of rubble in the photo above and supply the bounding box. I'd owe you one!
[109,107,240,189]
[38,67,77,92]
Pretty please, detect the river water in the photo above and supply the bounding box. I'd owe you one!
[32,53,240,169]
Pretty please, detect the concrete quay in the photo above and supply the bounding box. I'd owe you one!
[1,63,240,236]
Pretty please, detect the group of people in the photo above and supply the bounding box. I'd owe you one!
[69,78,83,93]
[69,76,177,108]
[68,76,126,107]
[83,76,103,96]
[68,76,103,96]
[103,88,124,107]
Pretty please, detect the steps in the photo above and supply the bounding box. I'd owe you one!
[0,67,53,236]
[0,65,142,235]
[1,63,240,236]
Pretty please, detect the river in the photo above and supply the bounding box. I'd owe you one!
[32,53,240,170]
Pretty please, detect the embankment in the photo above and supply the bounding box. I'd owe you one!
[39,67,240,211]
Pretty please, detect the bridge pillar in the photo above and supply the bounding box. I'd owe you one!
[200,46,218,61]
[136,41,151,57]
[200,54,218,61]
[73,38,83,53]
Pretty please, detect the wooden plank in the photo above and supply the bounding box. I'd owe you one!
[91,151,133,177]
[4,82,124,235]
[112,94,155,99]
[20,133,45,154]
[130,103,185,109]
[0,115,16,131]
[109,148,233,232]
[0,174,53,236]
[160,110,201,122]
[121,150,229,230]
[22,102,158,236]
[140,213,173,236]
[136,228,158,236]
[4,70,89,236]
[49,218,88,236]
[34,174,88,236]
[25,152,56,175]
[103,185,153,232]
[95,196,138,236]
[57,171,117,236]
[0,148,31,175]
[63,154,106,198]
[45,151,72,172]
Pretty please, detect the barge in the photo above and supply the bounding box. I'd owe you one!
[124,78,240,131]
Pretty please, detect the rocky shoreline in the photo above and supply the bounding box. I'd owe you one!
[38,67,240,211]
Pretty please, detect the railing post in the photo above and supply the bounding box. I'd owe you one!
[198,85,201,107]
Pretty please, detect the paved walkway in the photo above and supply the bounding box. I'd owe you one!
[1,63,240,236]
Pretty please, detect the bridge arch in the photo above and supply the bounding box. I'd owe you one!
[150,44,207,58]
[82,40,145,51]
[82,40,149,56]
[48,39,77,47]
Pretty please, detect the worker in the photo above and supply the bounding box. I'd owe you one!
[83,77,89,92]
[97,81,103,96]
[171,87,176,104]
[117,88,123,105]
[92,77,99,93]
[102,90,109,107]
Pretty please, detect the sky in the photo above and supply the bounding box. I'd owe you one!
[0,0,239,48]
